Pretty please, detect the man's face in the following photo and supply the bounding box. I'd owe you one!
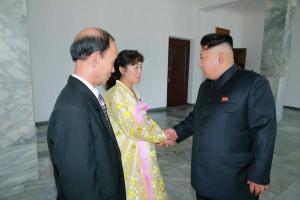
[199,46,220,80]
[94,41,118,85]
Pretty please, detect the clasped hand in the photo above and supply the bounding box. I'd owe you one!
[160,128,178,146]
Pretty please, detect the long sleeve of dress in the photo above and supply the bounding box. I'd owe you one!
[105,87,166,144]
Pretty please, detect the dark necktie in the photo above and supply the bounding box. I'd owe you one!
[98,94,111,128]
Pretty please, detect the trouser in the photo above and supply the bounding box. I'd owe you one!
[196,194,211,200]
[196,193,259,200]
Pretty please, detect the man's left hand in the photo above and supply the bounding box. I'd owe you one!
[248,180,269,196]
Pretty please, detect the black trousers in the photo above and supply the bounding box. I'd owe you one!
[196,193,259,200]
[196,194,210,200]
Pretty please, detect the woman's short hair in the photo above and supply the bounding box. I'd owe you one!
[106,50,144,90]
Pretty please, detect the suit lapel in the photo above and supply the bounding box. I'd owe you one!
[67,76,121,154]
[95,107,121,155]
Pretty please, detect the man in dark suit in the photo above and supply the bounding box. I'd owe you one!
[47,27,126,200]
[164,33,276,200]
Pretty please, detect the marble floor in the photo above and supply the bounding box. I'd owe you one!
[2,105,300,200]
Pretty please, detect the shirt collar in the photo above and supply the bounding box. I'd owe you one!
[213,64,238,90]
[72,74,99,98]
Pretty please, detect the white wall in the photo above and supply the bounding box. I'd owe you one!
[28,0,202,122]
[240,0,266,73]
[28,0,246,122]
[284,4,300,108]
[218,0,266,73]
[200,10,243,48]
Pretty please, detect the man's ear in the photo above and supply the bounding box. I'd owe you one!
[88,52,100,68]
[95,52,103,64]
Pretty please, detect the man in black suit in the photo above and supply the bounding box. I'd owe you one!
[164,33,276,200]
[47,27,126,200]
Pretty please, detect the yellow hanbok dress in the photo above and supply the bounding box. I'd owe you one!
[105,80,168,200]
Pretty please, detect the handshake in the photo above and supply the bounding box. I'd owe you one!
[161,128,178,147]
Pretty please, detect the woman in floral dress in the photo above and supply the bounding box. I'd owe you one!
[105,50,168,200]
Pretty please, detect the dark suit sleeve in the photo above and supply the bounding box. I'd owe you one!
[247,76,277,185]
[174,109,194,143]
[48,105,102,199]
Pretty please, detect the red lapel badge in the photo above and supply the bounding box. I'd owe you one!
[221,96,229,103]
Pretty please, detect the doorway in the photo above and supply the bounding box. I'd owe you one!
[167,38,190,107]
[233,48,247,69]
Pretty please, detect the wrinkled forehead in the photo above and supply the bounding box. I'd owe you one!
[104,41,118,61]
[110,40,118,53]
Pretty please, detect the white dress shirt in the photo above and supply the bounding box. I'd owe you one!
[72,74,99,98]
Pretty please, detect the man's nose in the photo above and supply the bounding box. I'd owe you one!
[198,59,203,68]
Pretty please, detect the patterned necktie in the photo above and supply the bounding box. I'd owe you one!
[98,94,111,127]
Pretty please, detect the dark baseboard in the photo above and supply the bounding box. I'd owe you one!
[148,103,194,112]
[148,107,167,112]
[187,103,195,106]
[283,105,300,111]
[35,121,48,127]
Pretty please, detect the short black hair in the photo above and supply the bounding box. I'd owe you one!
[200,33,233,49]
[106,50,144,90]
[70,30,114,61]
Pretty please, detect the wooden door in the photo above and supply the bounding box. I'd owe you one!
[167,38,190,107]
[233,48,247,69]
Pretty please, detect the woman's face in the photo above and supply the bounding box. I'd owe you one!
[120,61,143,84]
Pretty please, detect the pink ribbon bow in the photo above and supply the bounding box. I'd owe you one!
[134,101,149,124]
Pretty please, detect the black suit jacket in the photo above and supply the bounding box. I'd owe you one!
[47,76,126,200]
[174,65,276,200]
